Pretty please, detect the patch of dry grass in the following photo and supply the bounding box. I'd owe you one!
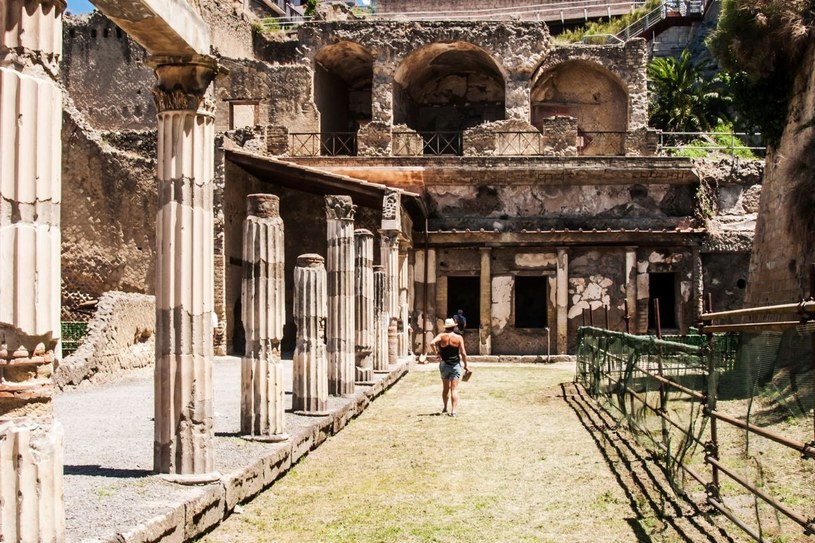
[200,363,734,543]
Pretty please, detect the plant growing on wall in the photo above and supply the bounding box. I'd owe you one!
[707,0,815,145]
[305,0,318,17]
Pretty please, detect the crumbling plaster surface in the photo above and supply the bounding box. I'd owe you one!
[61,103,156,319]
[532,39,648,130]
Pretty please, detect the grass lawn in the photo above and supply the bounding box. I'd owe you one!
[200,362,738,543]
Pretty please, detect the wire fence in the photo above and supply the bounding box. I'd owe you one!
[576,303,815,542]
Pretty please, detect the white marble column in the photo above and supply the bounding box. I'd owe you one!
[354,229,374,382]
[292,254,329,414]
[240,195,288,441]
[372,266,389,372]
[325,195,356,396]
[0,1,66,539]
[556,247,569,354]
[152,56,219,479]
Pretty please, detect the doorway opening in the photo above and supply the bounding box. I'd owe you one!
[648,272,677,330]
[446,276,480,329]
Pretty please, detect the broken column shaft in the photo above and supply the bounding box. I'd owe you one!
[241,195,287,440]
[152,56,219,478]
[292,254,329,414]
[354,229,374,382]
[0,0,66,540]
[325,196,356,396]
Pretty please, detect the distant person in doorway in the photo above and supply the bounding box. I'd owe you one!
[430,318,469,417]
[452,308,467,335]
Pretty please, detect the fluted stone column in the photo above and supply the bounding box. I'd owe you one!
[398,247,410,356]
[372,266,389,372]
[152,56,219,479]
[292,254,329,414]
[354,229,374,383]
[380,231,400,365]
[325,196,356,396]
[0,1,66,539]
[241,195,288,441]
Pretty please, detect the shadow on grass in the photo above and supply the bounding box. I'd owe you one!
[561,382,736,543]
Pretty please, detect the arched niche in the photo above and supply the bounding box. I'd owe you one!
[531,60,629,155]
[314,41,374,134]
[393,42,506,133]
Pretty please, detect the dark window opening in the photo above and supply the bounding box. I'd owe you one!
[447,276,479,329]
[648,272,677,330]
[515,276,548,328]
[736,278,747,289]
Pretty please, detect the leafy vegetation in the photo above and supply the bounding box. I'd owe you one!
[647,50,731,133]
[556,0,662,43]
[707,0,815,145]
[304,0,317,17]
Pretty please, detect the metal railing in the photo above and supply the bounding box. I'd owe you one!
[657,131,766,159]
[577,130,627,156]
[576,290,815,542]
[373,0,646,23]
[420,131,462,156]
[615,0,706,41]
[289,132,357,156]
[496,131,543,155]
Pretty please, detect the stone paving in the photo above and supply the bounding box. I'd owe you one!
[55,356,408,542]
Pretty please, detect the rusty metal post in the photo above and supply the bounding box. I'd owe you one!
[604,305,610,330]
[703,293,720,504]
[589,307,595,327]
[653,298,662,339]
[582,309,586,327]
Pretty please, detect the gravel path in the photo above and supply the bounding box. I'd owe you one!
[55,356,367,542]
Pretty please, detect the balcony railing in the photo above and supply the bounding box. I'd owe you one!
[420,131,462,156]
[496,131,543,155]
[289,132,357,157]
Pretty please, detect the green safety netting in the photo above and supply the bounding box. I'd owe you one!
[576,327,814,542]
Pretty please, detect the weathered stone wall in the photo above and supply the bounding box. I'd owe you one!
[61,104,157,320]
[745,37,815,305]
[55,292,155,389]
[62,13,155,131]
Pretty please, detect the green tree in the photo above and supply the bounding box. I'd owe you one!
[647,50,730,134]
[707,0,815,144]
[305,0,318,17]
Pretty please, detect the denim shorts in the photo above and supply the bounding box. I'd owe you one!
[439,360,463,380]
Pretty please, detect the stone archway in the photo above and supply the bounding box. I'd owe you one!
[531,60,628,156]
[314,41,373,136]
[393,42,506,133]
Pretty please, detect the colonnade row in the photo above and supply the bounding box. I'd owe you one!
[240,191,411,438]
[0,2,413,540]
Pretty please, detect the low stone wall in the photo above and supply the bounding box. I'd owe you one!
[55,291,155,389]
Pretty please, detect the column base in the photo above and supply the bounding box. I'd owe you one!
[293,410,332,417]
[355,380,377,386]
[160,471,222,485]
[241,433,290,443]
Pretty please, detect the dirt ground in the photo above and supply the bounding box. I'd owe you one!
[199,362,743,543]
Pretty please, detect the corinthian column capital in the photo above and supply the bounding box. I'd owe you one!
[149,54,221,114]
[325,195,357,221]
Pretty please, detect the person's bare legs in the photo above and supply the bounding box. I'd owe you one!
[449,378,460,415]
[442,379,451,412]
